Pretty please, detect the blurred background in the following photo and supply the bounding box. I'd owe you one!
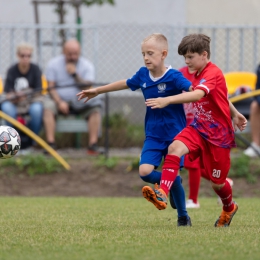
[0,0,259,150]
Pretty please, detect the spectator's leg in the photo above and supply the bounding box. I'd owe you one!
[28,102,43,135]
[87,110,101,147]
[1,101,17,126]
[43,109,56,144]
[43,96,57,145]
[249,100,260,146]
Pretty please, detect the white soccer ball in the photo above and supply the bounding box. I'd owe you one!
[0,125,21,159]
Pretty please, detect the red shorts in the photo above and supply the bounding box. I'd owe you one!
[175,126,231,184]
[184,155,200,169]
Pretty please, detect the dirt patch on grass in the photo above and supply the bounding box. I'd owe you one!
[0,149,259,198]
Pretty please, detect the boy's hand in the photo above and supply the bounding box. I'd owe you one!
[232,112,247,132]
[145,97,170,109]
[77,88,99,103]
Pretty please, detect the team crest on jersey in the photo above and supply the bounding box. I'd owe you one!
[200,78,206,84]
[157,83,166,93]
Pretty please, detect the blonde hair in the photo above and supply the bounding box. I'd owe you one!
[16,42,33,54]
[142,33,168,50]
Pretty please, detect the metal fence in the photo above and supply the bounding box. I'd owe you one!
[0,23,259,148]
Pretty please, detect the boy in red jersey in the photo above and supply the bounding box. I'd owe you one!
[142,34,247,227]
[179,66,234,209]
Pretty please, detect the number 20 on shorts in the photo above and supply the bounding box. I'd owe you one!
[212,169,221,178]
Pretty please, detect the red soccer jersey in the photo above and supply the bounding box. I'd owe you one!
[179,66,196,126]
[190,62,236,148]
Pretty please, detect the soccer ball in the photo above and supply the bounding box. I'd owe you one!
[0,125,21,159]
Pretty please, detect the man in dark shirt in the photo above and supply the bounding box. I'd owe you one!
[244,64,260,157]
[2,42,43,149]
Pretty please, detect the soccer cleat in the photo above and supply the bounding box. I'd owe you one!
[214,202,238,227]
[177,216,192,227]
[142,184,167,210]
[186,199,200,209]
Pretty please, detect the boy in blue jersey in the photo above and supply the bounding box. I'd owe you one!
[77,33,192,226]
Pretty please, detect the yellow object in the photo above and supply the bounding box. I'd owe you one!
[229,89,260,103]
[224,72,256,96]
[0,77,3,94]
[0,111,70,170]
[41,75,48,95]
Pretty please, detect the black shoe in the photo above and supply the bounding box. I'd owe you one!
[169,176,183,210]
[87,143,104,155]
[177,216,192,227]
[44,143,56,154]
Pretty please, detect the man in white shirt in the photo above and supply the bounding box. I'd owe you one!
[43,39,103,154]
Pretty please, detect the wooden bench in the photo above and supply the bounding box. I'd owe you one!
[56,116,88,133]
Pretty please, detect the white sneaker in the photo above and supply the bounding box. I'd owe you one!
[243,143,260,157]
[217,177,234,205]
[186,199,200,208]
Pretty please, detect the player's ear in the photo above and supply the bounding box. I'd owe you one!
[202,51,208,59]
[162,50,168,59]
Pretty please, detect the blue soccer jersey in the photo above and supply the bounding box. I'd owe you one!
[126,66,191,141]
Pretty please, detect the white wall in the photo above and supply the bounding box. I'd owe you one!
[187,0,260,25]
[0,0,186,25]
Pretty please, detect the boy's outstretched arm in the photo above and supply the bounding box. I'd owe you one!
[229,100,247,132]
[77,80,128,103]
[145,89,205,109]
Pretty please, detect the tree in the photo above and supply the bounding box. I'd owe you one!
[33,0,115,44]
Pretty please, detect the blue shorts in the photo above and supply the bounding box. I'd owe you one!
[139,138,184,169]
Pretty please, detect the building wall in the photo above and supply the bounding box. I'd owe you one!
[1,0,260,25]
[187,0,260,25]
[0,0,186,25]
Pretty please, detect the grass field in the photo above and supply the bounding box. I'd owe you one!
[0,197,259,260]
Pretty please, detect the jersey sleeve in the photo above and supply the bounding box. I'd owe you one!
[4,67,15,93]
[32,65,42,90]
[45,60,57,82]
[126,70,141,91]
[173,70,192,91]
[193,73,216,96]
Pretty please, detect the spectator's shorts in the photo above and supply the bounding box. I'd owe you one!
[43,95,102,119]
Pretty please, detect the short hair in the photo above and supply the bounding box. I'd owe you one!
[178,34,211,59]
[16,42,33,54]
[142,33,168,50]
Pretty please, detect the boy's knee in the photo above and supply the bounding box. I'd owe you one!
[211,181,225,190]
[139,164,154,176]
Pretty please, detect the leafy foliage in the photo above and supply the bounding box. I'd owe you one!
[224,154,260,183]
[0,154,62,176]
[95,155,118,169]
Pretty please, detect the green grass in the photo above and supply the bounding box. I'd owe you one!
[0,197,260,260]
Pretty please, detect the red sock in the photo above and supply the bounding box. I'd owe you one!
[188,168,201,204]
[160,154,180,195]
[213,180,234,212]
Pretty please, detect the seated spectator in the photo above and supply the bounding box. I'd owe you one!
[244,64,260,157]
[43,39,103,155]
[1,42,43,149]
